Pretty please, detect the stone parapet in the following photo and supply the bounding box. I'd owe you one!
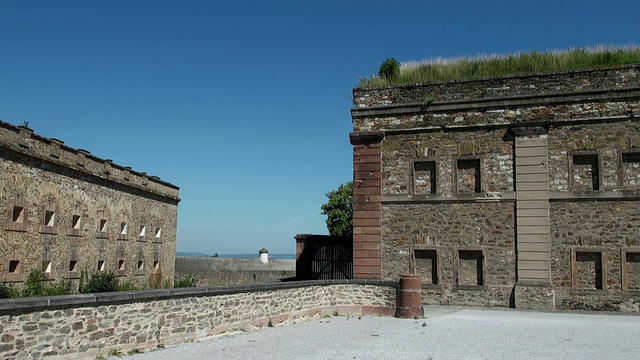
[0,280,398,359]
[353,65,640,108]
[174,257,296,285]
[0,120,179,203]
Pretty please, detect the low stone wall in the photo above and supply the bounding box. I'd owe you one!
[174,257,296,285]
[0,280,397,359]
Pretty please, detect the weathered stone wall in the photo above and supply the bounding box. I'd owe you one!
[174,257,296,285]
[381,130,513,196]
[351,64,640,311]
[353,66,640,108]
[0,281,397,359]
[0,121,180,290]
[547,121,640,192]
[550,201,640,311]
[382,202,515,307]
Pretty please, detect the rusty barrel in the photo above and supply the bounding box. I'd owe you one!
[395,274,423,318]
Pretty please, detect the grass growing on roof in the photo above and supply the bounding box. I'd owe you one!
[358,46,640,88]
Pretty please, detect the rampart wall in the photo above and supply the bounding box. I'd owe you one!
[174,257,296,285]
[0,280,397,359]
[0,120,180,290]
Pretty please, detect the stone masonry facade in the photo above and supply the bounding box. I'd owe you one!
[0,121,180,290]
[0,281,397,359]
[350,65,640,311]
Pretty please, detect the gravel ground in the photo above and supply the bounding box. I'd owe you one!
[111,306,640,360]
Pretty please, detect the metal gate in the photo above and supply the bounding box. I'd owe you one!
[311,242,353,280]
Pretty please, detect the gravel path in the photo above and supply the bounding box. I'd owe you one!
[111,306,640,360]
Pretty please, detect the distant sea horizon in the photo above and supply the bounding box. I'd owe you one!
[176,252,296,259]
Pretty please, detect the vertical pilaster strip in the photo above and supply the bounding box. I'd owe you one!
[350,132,384,279]
[512,125,555,309]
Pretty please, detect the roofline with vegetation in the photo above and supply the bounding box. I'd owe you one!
[357,47,640,89]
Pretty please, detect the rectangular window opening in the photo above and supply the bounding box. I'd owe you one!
[153,260,160,270]
[72,215,81,229]
[42,260,52,273]
[413,161,437,195]
[12,206,24,223]
[69,260,78,272]
[456,159,481,194]
[137,260,144,270]
[118,260,125,271]
[120,222,127,235]
[97,260,105,272]
[414,249,438,285]
[621,152,640,189]
[99,219,107,233]
[625,252,640,291]
[9,260,20,273]
[572,154,600,191]
[44,210,55,227]
[155,227,161,239]
[457,250,483,286]
[139,225,146,237]
[575,251,603,290]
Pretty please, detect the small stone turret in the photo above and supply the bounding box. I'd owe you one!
[259,248,269,264]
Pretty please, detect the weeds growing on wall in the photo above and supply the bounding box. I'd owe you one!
[0,283,17,299]
[15,269,73,298]
[358,46,640,87]
[79,272,119,293]
[174,276,197,288]
[0,269,182,299]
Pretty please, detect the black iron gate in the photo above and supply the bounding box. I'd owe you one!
[294,234,353,280]
[311,243,353,280]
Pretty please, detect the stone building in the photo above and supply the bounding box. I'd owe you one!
[0,121,180,289]
[350,65,640,311]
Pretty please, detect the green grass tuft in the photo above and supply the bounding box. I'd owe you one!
[358,46,640,88]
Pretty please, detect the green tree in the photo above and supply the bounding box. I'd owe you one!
[378,58,400,80]
[321,181,353,236]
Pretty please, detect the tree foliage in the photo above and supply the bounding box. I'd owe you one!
[321,181,353,236]
[79,272,119,293]
[378,57,400,80]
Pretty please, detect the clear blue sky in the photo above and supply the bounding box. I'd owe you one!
[1,1,638,255]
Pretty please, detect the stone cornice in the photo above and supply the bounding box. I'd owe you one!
[351,87,640,119]
[0,120,180,203]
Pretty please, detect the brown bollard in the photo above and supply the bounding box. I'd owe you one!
[395,274,423,318]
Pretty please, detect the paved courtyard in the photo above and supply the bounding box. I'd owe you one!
[114,306,640,360]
